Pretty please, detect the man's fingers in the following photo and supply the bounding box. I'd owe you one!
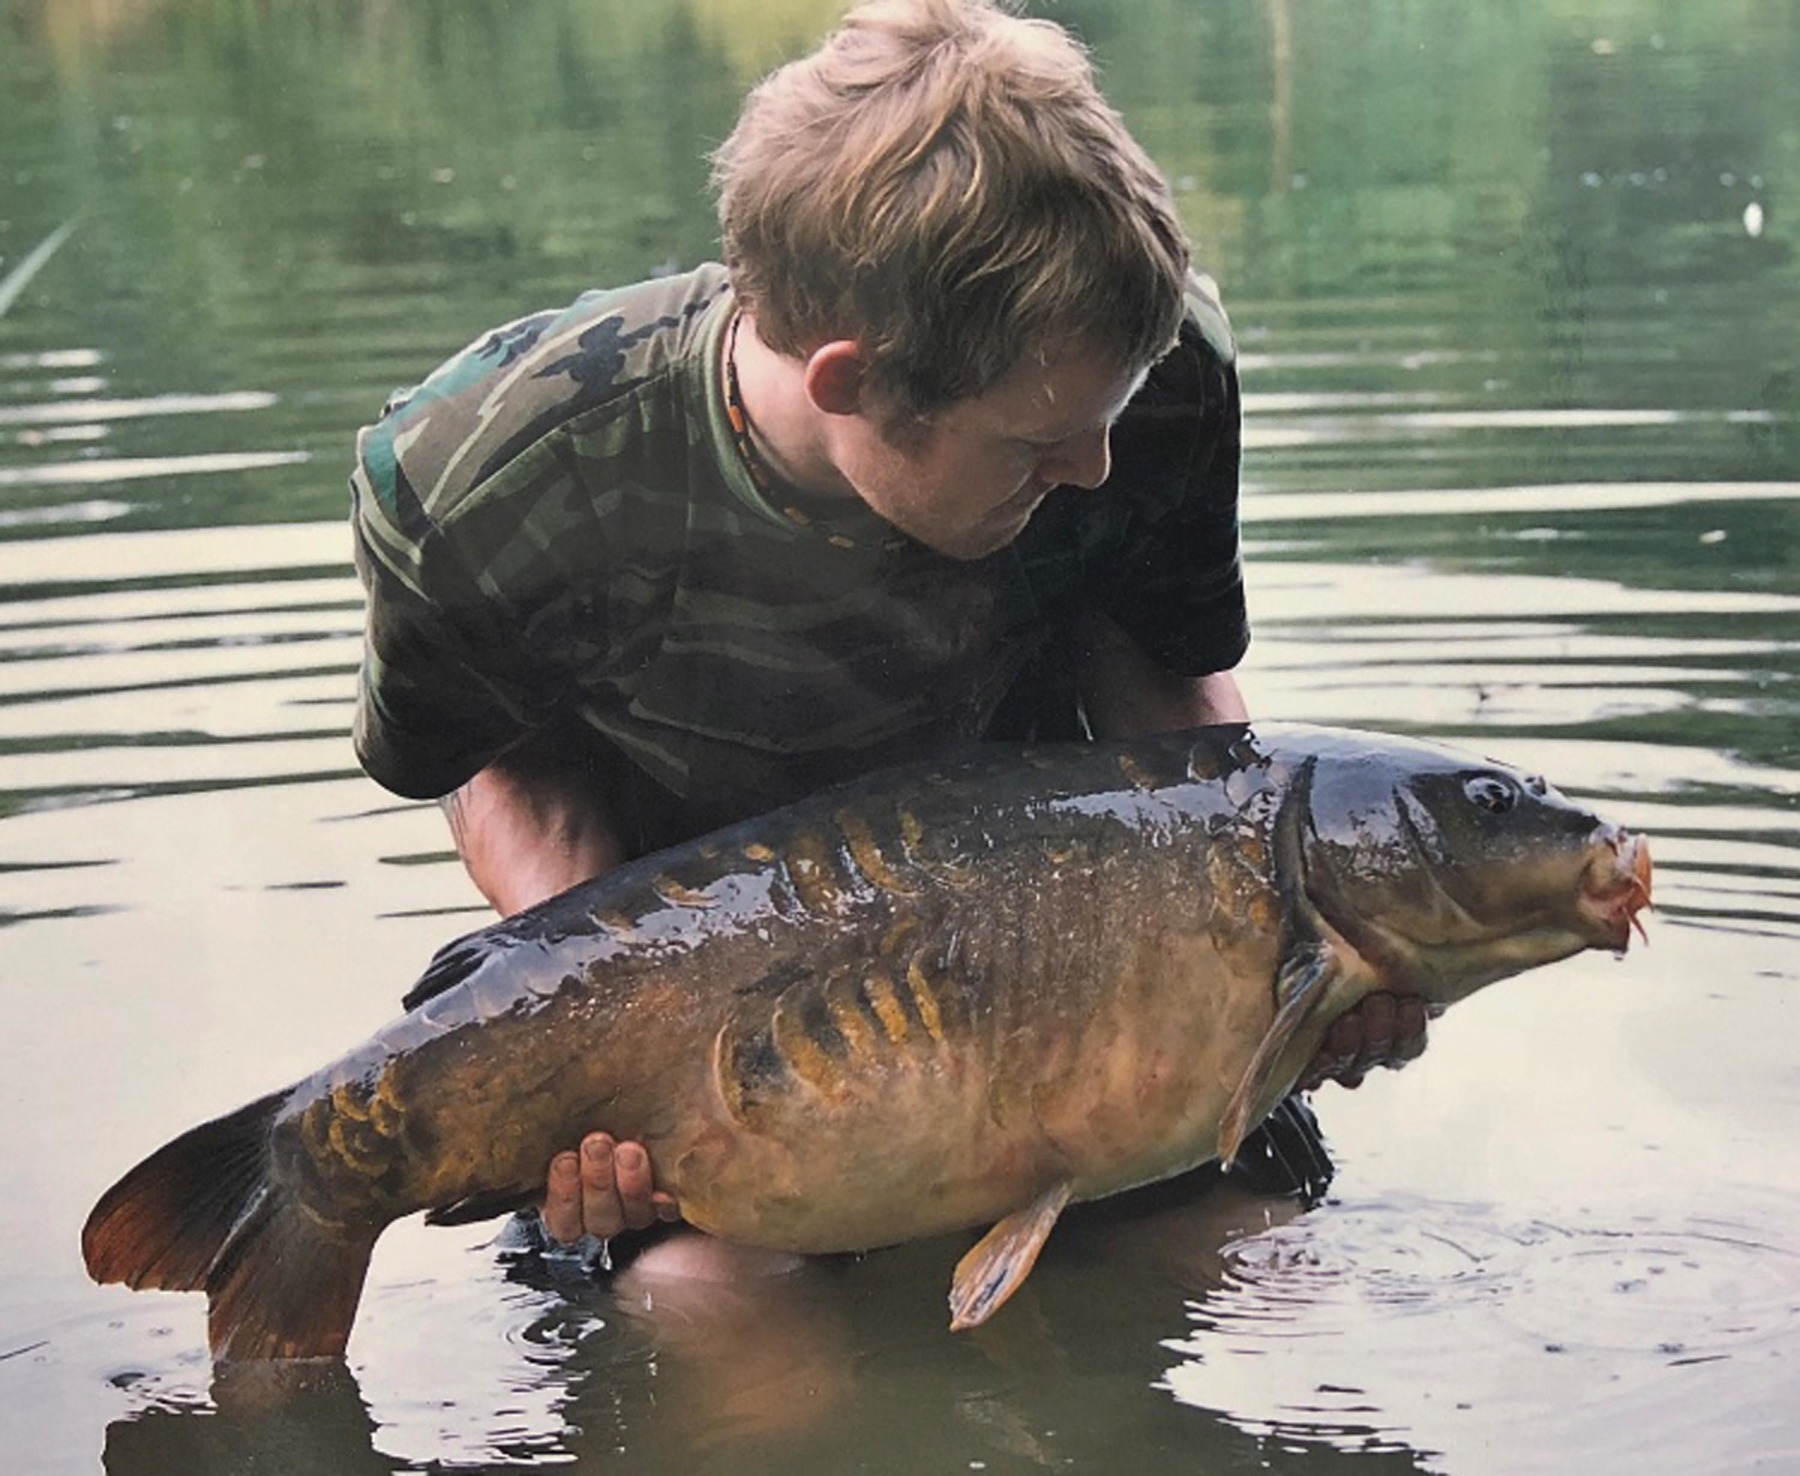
[1295,992,1432,1091]
[1349,992,1398,1078]
[1392,994,1429,1064]
[1325,1012,1362,1062]
[1297,1013,1359,1090]
[575,1134,669,1235]
[541,1133,679,1245]
[577,1133,630,1239]
[541,1150,586,1245]
[610,1142,660,1232]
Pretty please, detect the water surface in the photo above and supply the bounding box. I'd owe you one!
[1,3,1796,1473]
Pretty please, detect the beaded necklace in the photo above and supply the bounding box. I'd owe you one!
[722,310,870,550]
[722,310,782,502]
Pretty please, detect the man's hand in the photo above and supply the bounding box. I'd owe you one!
[541,1133,681,1245]
[1296,992,1430,1091]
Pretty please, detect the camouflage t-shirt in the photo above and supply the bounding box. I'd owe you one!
[350,263,1247,840]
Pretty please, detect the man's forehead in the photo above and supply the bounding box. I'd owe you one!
[1012,356,1149,434]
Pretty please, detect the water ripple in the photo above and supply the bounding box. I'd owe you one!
[0,392,278,428]
[1165,1198,1800,1472]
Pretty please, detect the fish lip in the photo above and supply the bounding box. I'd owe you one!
[1578,828,1653,953]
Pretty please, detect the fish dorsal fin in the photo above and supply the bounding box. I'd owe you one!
[401,929,496,1012]
[948,1180,1073,1331]
[1218,943,1353,1166]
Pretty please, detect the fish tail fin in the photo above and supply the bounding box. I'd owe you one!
[82,1089,378,1361]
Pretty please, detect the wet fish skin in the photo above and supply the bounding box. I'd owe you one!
[81,723,1651,1361]
[280,727,1282,1246]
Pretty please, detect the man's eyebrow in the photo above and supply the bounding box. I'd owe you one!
[1026,371,1149,442]
[1021,408,1124,445]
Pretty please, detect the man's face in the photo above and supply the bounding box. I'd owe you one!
[832,343,1150,561]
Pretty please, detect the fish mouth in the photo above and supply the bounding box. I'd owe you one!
[1578,827,1653,954]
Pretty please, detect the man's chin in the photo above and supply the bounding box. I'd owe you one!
[936,529,1023,561]
[948,509,1042,561]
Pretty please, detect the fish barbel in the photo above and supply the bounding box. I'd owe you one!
[83,723,1651,1359]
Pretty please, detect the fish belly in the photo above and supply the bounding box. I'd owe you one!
[662,916,1282,1253]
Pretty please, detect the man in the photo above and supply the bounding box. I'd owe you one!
[351,0,1425,1262]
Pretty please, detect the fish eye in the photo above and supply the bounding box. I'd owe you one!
[1464,774,1518,814]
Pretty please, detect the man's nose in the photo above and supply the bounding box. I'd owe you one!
[1040,427,1111,491]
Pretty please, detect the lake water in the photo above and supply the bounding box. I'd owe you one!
[2,2,1797,1472]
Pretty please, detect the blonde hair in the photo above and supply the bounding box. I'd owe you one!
[714,0,1190,418]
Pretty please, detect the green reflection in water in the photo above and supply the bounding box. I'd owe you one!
[0,0,1793,535]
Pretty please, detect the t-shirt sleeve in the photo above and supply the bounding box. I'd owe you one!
[1083,283,1249,677]
[349,456,555,801]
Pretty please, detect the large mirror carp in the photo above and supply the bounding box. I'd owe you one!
[83,723,1651,1361]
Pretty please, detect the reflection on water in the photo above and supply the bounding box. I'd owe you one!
[1168,1198,1800,1472]
[1,1,1797,1473]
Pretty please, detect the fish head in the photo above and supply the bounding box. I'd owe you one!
[1292,735,1652,1009]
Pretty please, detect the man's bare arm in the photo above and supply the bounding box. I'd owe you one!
[442,755,628,918]
[1072,605,1248,733]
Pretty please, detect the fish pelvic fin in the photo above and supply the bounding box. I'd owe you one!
[948,1180,1073,1332]
[1219,943,1356,1168]
[424,1185,536,1227]
[82,1089,378,1361]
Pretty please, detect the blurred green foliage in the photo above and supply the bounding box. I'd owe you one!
[0,0,1793,551]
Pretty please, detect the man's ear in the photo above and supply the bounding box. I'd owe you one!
[802,341,868,417]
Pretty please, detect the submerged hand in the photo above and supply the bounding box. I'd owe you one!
[1297,992,1430,1092]
[542,1133,681,1245]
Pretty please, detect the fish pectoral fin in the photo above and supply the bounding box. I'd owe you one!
[948,1180,1073,1332]
[1219,943,1350,1167]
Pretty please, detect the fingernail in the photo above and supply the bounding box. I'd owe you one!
[617,1144,644,1171]
[584,1139,611,1164]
